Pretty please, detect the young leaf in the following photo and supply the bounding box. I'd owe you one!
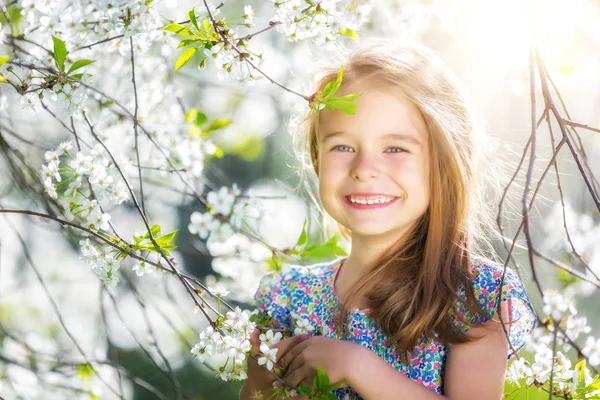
[338,28,358,39]
[206,118,231,132]
[203,19,212,32]
[69,73,89,80]
[175,47,198,71]
[156,230,178,246]
[324,93,363,115]
[0,56,8,66]
[314,366,330,390]
[67,59,95,75]
[319,81,335,101]
[294,219,308,249]
[76,363,94,381]
[185,108,208,126]
[177,39,198,49]
[328,378,346,391]
[163,23,194,37]
[52,35,68,72]
[333,65,344,94]
[297,385,312,396]
[188,9,199,31]
[302,235,347,260]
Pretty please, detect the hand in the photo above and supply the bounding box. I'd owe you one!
[277,336,357,393]
[244,328,311,399]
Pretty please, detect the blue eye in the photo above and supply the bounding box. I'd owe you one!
[386,147,405,153]
[333,145,353,152]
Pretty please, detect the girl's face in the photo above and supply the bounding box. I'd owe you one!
[317,80,431,248]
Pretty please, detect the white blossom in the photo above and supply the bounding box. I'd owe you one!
[188,212,219,239]
[244,5,255,27]
[259,330,283,349]
[257,347,278,371]
[292,312,315,336]
[583,336,600,367]
[207,186,236,216]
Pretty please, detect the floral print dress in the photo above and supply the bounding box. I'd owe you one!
[254,257,537,398]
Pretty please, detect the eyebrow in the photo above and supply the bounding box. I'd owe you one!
[321,131,422,145]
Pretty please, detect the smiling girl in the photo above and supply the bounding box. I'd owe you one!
[241,39,536,399]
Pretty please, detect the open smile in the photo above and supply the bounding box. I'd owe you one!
[343,194,399,209]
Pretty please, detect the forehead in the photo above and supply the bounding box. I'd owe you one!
[318,79,428,142]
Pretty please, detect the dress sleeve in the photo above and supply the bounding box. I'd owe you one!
[453,259,537,359]
[254,268,294,330]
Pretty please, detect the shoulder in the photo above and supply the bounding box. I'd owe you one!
[468,256,531,317]
[456,255,537,357]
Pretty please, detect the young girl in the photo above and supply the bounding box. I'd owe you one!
[241,38,536,399]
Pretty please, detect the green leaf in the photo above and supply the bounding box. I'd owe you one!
[333,65,344,93]
[52,35,68,72]
[324,93,363,115]
[314,366,330,390]
[156,229,178,246]
[77,363,94,382]
[320,81,336,101]
[558,267,580,289]
[0,56,8,67]
[295,219,308,249]
[206,118,231,132]
[338,28,358,39]
[185,108,208,126]
[177,39,198,49]
[175,47,198,71]
[70,73,87,80]
[163,23,194,37]
[328,378,346,391]
[302,235,347,260]
[147,224,162,238]
[217,133,264,161]
[67,59,95,75]
[203,18,212,32]
[188,9,199,31]
[297,385,312,396]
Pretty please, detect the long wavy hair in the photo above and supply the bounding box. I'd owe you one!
[294,38,505,359]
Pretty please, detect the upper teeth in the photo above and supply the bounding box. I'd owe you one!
[348,195,395,205]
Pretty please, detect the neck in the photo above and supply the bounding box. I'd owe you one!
[343,231,404,278]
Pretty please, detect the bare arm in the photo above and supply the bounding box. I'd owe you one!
[345,304,510,400]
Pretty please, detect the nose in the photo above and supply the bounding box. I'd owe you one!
[350,151,380,181]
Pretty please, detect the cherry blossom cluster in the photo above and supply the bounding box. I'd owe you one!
[1,57,91,114]
[40,140,129,229]
[79,238,121,287]
[189,298,318,384]
[526,291,598,364]
[191,307,256,381]
[270,0,373,45]
[188,185,261,244]
[19,0,163,54]
[505,347,595,395]
[191,3,267,84]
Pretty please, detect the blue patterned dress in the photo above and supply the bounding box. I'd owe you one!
[254,257,536,398]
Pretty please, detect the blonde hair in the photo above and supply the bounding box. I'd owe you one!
[293,38,506,359]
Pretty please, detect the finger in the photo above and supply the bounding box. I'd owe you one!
[249,327,260,356]
[272,334,310,362]
[283,363,307,388]
[282,352,305,380]
[278,337,310,371]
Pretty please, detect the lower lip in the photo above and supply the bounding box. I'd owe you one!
[343,196,399,209]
